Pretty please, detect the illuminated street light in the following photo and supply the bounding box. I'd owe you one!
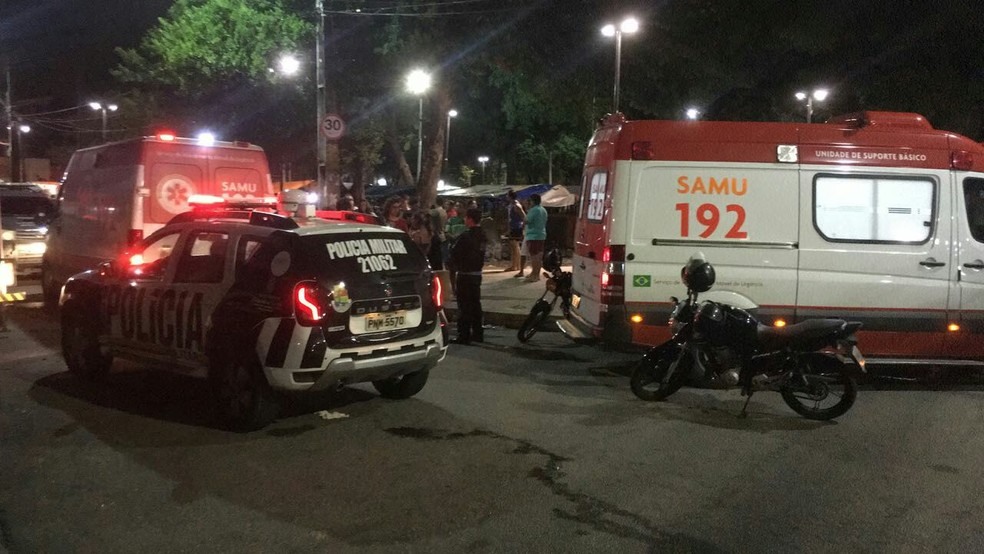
[685,107,701,120]
[600,17,639,113]
[795,88,829,123]
[277,54,301,76]
[405,69,432,184]
[477,155,489,185]
[88,101,119,141]
[444,109,458,164]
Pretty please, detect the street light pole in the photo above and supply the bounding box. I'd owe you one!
[795,89,829,123]
[405,69,432,185]
[601,17,639,113]
[316,0,327,205]
[477,155,489,185]
[444,109,457,164]
[88,102,118,141]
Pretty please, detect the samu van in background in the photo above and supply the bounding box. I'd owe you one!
[560,111,984,364]
[42,134,275,306]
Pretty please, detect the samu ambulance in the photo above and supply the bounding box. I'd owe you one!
[560,111,984,364]
[42,134,274,305]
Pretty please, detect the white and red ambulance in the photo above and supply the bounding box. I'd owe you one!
[560,111,984,363]
[42,134,275,306]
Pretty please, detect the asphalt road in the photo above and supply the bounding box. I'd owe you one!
[1,304,983,552]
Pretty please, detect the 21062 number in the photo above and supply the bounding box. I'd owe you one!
[675,203,748,239]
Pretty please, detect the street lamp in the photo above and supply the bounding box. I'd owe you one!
[601,17,639,113]
[276,53,301,76]
[477,155,489,185]
[444,109,458,164]
[794,89,829,123]
[88,101,118,141]
[405,68,432,184]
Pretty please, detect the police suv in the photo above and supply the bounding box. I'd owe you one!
[59,196,448,430]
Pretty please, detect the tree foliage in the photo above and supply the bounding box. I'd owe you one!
[113,0,310,94]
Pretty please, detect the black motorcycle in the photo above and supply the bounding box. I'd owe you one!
[517,249,572,343]
[630,255,866,420]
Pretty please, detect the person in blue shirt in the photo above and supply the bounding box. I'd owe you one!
[523,194,548,282]
[506,189,526,275]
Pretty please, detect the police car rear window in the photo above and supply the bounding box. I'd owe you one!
[299,232,427,280]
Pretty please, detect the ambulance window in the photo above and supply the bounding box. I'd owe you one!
[583,171,608,222]
[174,231,230,284]
[814,175,934,244]
[964,178,984,243]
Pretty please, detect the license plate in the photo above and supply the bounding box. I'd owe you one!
[16,242,45,256]
[365,310,408,332]
[571,294,581,309]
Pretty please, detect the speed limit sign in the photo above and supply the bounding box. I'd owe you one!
[320,114,346,141]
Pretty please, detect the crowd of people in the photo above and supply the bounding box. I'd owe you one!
[340,189,549,345]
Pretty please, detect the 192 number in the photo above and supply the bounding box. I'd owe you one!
[675,203,747,239]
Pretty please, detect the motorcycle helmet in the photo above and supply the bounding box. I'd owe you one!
[681,254,716,292]
[543,248,561,272]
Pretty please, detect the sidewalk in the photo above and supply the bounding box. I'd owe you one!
[443,260,570,330]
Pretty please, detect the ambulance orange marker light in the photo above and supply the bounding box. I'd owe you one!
[630,314,643,324]
[773,319,787,328]
[948,323,960,332]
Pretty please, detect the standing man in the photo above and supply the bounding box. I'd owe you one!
[523,194,548,282]
[506,189,526,275]
[448,208,487,344]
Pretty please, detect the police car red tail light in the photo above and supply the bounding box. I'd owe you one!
[294,282,329,326]
[432,274,443,309]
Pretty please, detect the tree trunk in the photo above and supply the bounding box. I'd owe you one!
[384,106,415,189]
[417,83,452,208]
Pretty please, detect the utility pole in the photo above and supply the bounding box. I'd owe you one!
[5,65,12,181]
[315,0,327,207]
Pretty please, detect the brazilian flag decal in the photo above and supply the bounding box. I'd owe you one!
[632,275,651,287]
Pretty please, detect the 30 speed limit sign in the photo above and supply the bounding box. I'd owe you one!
[320,114,346,140]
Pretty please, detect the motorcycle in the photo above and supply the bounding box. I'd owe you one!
[517,249,572,343]
[630,255,866,420]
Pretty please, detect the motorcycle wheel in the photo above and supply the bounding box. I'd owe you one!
[780,355,858,420]
[517,300,552,343]
[630,346,690,401]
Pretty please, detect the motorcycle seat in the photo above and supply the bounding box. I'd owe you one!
[757,318,848,351]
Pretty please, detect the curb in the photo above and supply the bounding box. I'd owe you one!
[444,306,561,331]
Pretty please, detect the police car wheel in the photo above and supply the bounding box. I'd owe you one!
[62,311,112,381]
[372,369,430,399]
[212,354,279,431]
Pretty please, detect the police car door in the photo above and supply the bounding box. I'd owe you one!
[105,229,182,361]
[168,229,233,373]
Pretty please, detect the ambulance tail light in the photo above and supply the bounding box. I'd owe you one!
[952,150,974,171]
[631,141,657,160]
[601,245,625,305]
[127,229,143,246]
[432,274,444,309]
[294,281,330,326]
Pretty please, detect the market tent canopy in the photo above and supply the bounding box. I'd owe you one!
[439,183,552,199]
[539,185,577,208]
